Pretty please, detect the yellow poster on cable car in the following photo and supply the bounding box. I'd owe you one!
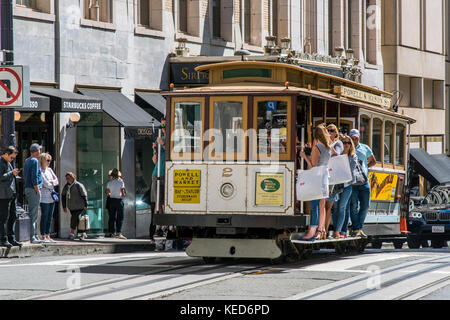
[369,172,398,201]
[173,170,201,203]
[255,172,284,206]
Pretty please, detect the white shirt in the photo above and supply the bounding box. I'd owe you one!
[40,167,59,203]
[107,179,125,199]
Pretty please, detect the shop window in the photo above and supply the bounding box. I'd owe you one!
[254,97,290,161]
[360,116,371,146]
[84,0,113,23]
[384,121,394,164]
[16,0,51,13]
[137,0,163,30]
[209,97,247,160]
[135,139,153,210]
[372,118,382,162]
[171,99,204,160]
[395,124,405,166]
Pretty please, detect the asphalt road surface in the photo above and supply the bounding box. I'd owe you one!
[0,245,449,301]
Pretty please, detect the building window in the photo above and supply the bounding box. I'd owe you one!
[372,118,382,162]
[242,0,261,46]
[395,124,405,166]
[271,0,278,38]
[346,0,352,50]
[137,0,163,30]
[384,121,394,164]
[16,0,51,13]
[84,0,113,23]
[212,0,221,38]
[365,0,377,64]
[425,136,443,155]
[244,0,251,43]
[178,0,188,33]
[360,115,371,147]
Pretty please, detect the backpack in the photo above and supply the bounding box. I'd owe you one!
[353,159,368,186]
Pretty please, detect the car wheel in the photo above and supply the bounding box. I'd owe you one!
[407,235,421,249]
[431,240,445,249]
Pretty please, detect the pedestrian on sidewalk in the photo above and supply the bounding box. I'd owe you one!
[61,172,88,240]
[0,146,22,248]
[39,153,59,243]
[24,143,43,243]
[106,168,126,239]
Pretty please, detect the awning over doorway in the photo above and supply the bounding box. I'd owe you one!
[17,92,51,112]
[135,92,166,121]
[31,87,103,112]
[410,148,450,185]
[77,89,158,139]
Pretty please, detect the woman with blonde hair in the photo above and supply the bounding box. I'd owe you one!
[299,124,331,241]
[332,135,358,238]
[38,153,59,242]
[325,124,344,237]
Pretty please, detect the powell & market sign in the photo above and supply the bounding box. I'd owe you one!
[334,86,391,109]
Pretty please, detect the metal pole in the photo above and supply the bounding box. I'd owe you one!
[0,0,15,149]
[300,125,305,214]
[155,128,162,214]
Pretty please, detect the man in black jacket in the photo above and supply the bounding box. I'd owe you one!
[0,146,22,248]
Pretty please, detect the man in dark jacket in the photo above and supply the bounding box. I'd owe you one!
[0,146,22,248]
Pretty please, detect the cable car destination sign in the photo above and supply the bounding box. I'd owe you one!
[334,85,391,109]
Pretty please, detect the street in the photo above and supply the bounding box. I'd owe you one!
[1,245,449,301]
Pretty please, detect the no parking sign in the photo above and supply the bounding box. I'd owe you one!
[0,66,23,107]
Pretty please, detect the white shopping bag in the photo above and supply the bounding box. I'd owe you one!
[296,166,329,201]
[328,155,352,185]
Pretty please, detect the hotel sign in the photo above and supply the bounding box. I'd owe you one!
[334,86,391,109]
[170,62,209,85]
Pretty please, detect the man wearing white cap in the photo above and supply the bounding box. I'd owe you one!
[349,129,376,238]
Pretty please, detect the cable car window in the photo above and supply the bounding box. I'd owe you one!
[384,121,394,164]
[210,98,247,159]
[372,118,382,162]
[170,98,204,160]
[223,68,272,79]
[360,116,370,146]
[256,100,288,155]
[395,124,405,166]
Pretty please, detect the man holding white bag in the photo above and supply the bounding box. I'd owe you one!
[349,129,376,238]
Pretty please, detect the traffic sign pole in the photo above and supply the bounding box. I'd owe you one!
[0,0,16,149]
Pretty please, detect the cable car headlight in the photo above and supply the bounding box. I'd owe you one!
[220,183,235,199]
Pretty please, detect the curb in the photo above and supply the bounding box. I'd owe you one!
[1,240,156,258]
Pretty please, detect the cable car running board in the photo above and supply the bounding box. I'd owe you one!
[186,238,282,260]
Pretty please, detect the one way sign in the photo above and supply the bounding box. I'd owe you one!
[0,66,23,107]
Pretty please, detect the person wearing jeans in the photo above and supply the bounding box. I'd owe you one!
[24,143,43,243]
[332,135,358,238]
[349,129,376,238]
[106,168,126,239]
[39,153,59,243]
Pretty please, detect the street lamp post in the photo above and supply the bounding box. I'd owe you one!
[0,0,16,149]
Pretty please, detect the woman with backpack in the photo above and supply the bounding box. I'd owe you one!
[61,172,88,240]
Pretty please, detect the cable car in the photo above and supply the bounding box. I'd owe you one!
[154,61,415,261]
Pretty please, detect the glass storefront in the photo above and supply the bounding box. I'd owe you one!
[76,113,120,235]
[135,139,154,211]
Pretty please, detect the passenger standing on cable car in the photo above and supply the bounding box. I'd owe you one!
[349,129,376,238]
[299,124,332,241]
[333,135,358,238]
[325,124,344,237]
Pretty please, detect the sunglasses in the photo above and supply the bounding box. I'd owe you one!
[327,129,336,133]
[343,141,352,145]
[47,159,51,162]
[161,123,166,128]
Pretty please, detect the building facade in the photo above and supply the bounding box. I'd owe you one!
[8,0,447,238]
[381,0,448,156]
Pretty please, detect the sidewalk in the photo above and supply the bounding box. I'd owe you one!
[0,236,157,258]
